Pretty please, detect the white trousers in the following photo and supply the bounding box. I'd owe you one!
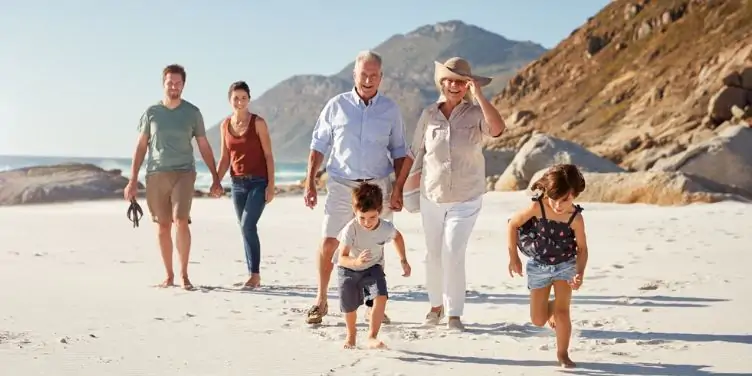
[420,194,482,317]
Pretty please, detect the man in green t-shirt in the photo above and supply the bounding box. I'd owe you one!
[124,64,222,290]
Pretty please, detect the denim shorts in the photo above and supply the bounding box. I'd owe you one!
[526,258,576,290]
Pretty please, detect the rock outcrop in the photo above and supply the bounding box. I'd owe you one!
[705,67,752,127]
[483,148,516,177]
[651,125,752,196]
[0,163,143,206]
[526,170,751,206]
[494,134,624,191]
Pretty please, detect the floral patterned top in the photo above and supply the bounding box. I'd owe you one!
[517,196,583,265]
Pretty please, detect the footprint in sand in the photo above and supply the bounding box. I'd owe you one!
[0,331,30,346]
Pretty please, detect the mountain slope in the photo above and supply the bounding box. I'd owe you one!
[486,0,752,171]
[203,20,547,162]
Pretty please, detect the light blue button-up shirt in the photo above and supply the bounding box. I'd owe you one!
[310,88,408,181]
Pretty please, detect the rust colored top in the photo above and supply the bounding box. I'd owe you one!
[224,113,268,179]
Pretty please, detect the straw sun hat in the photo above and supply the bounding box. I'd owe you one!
[434,57,493,102]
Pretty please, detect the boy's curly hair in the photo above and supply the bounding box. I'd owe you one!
[352,182,383,213]
[531,164,586,200]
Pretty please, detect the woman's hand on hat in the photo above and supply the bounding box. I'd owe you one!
[466,80,481,99]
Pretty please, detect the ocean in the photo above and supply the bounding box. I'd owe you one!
[0,155,308,191]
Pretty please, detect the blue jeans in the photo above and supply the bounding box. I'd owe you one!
[231,176,267,274]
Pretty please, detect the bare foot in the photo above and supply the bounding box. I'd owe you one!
[343,336,356,349]
[367,337,387,349]
[557,352,576,368]
[158,277,174,288]
[244,273,261,288]
[181,276,194,290]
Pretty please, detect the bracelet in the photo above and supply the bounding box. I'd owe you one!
[400,259,408,264]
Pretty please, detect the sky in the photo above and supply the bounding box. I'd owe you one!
[0,0,610,158]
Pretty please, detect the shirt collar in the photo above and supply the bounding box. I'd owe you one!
[430,98,470,115]
[351,87,380,106]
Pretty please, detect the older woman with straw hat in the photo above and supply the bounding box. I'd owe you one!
[397,57,506,331]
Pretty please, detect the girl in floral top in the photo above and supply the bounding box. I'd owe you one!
[507,164,590,369]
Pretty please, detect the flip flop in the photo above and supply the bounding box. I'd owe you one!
[127,199,144,228]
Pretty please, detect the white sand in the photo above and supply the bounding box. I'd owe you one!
[1,192,750,375]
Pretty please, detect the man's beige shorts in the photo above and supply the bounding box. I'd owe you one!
[145,171,196,224]
[322,176,393,239]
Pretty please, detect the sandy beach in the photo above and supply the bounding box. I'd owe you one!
[1,192,750,375]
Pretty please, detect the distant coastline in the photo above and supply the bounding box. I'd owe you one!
[0,154,308,191]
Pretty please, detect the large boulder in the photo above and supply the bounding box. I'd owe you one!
[483,147,516,177]
[707,86,748,124]
[0,163,143,205]
[651,125,752,196]
[494,134,624,191]
[526,170,751,206]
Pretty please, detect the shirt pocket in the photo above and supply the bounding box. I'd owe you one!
[424,122,448,154]
[452,121,482,146]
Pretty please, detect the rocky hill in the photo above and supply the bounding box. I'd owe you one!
[203,20,547,162]
[486,0,752,171]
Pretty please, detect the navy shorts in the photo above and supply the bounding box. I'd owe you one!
[337,264,388,313]
[526,258,576,290]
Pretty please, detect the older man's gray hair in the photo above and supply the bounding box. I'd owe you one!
[355,50,382,67]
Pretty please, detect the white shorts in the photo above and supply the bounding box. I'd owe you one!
[322,176,393,239]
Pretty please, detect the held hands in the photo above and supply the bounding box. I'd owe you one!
[389,187,403,212]
[400,259,412,277]
[209,181,224,198]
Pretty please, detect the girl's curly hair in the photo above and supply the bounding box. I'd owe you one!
[531,164,586,200]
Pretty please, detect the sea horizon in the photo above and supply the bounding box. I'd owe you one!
[0,154,308,191]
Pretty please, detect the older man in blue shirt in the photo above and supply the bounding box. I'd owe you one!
[303,50,409,325]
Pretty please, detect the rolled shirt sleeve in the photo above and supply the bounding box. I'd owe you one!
[408,109,429,163]
[310,99,334,155]
[473,105,502,138]
[387,108,408,160]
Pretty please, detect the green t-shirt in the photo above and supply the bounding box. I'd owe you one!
[138,100,206,174]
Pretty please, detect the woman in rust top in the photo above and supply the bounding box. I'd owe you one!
[216,81,275,288]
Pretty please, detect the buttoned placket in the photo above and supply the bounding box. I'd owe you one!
[359,98,368,180]
[438,107,456,195]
